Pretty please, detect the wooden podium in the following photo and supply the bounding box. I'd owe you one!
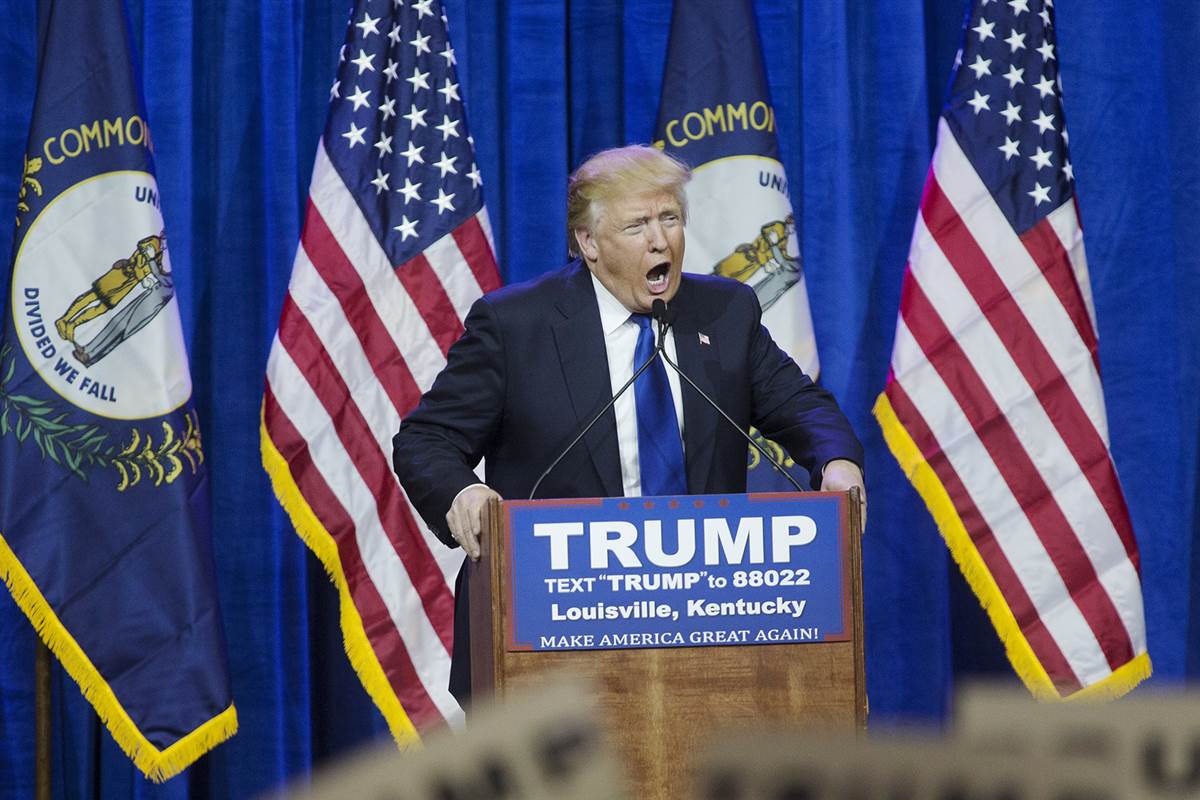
[468,490,865,800]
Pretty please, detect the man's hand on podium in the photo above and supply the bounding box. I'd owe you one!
[820,459,867,533]
[447,483,502,561]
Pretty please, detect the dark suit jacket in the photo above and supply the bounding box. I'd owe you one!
[392,260,863,703]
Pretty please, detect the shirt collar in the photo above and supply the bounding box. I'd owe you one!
[589,269,636,337]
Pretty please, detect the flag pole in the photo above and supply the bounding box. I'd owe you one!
[35,640,51,800]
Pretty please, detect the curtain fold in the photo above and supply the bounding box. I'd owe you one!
[0,1,1196,797]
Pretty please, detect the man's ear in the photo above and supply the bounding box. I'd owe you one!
[574,228,598,263]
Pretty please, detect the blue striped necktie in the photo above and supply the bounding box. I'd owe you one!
[631,314,687,496]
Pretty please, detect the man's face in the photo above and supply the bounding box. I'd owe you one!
[576,190,685,313]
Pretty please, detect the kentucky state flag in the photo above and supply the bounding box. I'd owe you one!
[654,0,819,488]
[0,0,235,780]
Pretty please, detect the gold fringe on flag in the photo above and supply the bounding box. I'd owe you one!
[0,532,237,781]
[872,391,1151,701]
[259,404,421,747]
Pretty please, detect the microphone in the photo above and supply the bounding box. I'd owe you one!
[654,303,807,494]
[528,303,674,500]
[651,298,676,327]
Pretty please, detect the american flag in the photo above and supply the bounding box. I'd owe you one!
[262,0,498,736]
[874,0,1150,699]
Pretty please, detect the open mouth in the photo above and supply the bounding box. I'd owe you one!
[646,262,671,294]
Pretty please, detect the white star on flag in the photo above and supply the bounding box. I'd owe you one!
[400,141,424,165]
[1029,146,1053,170]
[431,187,456,214]
[347,85,371,111]
[438,79,460,103]
[393,214,418,239]
[342,122,366,147]
[370,168,390,194]
[410,31,431,55]
[435,115,460,140]
[1004,30,1026,52]
[397,177,421,203]
[406,67,430,92]
[968,90,990,114]
[972,18,995,41]
[356,12,380,37]
[404,104,427,128]
[433,152,457,176]
[351,49,375,75]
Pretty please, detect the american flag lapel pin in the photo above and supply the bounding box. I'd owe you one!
[698,332,710,345]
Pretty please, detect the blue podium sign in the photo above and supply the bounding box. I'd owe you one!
[502,493,850,652]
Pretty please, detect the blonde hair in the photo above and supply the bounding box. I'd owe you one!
[566,145,692,256]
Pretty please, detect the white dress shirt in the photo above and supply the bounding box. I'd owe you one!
[590,272,685,497]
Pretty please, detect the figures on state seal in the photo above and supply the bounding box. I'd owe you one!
[55,233,175,367]
[713,214,801,313]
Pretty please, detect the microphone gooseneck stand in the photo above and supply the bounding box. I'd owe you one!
[529,297,809,500]
[527,304,672,500]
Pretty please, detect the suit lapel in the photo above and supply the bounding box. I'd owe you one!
[672,279,722,494]
[550,262,623,498]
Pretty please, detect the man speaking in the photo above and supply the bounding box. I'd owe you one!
[393,145,864,704]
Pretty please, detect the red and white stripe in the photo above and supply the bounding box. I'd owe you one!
[882,119,1147,695]
[264,142,500,729]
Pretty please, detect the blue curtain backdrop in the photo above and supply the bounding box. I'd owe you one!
[1,0,1197,797]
